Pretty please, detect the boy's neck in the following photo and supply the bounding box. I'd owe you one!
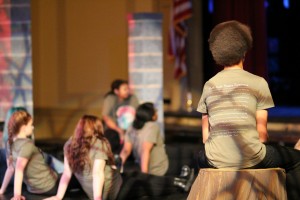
[224,60,243,70]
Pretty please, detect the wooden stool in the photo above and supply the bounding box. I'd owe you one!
[187,168,287,200]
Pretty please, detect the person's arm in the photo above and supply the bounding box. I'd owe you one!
[0,159,15,194]
[93,159,106,200]
[256,109,269,143]
[102,95,125,141]
[102,115,124,139]
[140,142,154,173]
[13,157,29,199]
[202,114,209,144]
[119,142,133,165]
[294,139,300,150]
[50,156,73,200]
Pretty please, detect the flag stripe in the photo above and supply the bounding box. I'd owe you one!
[174,0,192,23]
[168,0,192,79]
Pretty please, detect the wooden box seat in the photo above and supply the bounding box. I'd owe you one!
[187,168,287,200]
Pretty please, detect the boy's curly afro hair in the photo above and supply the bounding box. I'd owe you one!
[208,20,253,67]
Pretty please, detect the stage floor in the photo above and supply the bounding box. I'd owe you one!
[164,106,300,145]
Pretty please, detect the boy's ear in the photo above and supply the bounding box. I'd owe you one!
[152,113,158,121]
[114,89,119,95]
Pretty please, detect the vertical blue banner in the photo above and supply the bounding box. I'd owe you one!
[0,0,33,121]
[127,13,164,137]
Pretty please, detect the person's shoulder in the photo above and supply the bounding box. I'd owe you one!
[94,138,103,146]
[15,138,35,151]
[144,121,160,130]
[242,70,261,78]
[104,94,117,100]
[204,74,218,84]
[94,138,110,152]
[65,137,72,143]
[130,93,138,98]
[143,122,161,140]
[128,94,139,101]
[125,94,139,108]
[242,71,268,84]
[94,137,109,148]
[63,137,72,149]
[18,138,34,146]
[126,94,138,102]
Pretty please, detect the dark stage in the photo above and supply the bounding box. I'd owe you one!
[1,107,300,200]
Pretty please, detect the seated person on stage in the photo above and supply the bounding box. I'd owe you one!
[0,110,67,199]
[196,20,300,200]
[1,107,28,190]
[117,102,194,199]
[45,115,122,200]
[102,79,139,154]
[120,102,168,176]
[0,107,64,191]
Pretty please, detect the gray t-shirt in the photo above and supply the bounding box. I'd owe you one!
[7,138,58,193]
[125,122,169,176]
[64,138,122,200]
[197,69,274,169]
[102,94,139,130]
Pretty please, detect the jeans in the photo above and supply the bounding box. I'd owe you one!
[0,148,7,184]
[117,171,179,200]
[42,152,64,174]
[252,144,300,200]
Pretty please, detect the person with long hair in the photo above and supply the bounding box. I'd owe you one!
[1,107,29,149]
[45,115,122,200]
[0,107,30,193]
[120,102,169,176]
[118,102,194,199]
[0,110,59,199]
[0,107,64,198]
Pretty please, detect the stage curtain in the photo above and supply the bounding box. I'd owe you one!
[212,0,268,80]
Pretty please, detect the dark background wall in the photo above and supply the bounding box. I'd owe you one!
[201,0,300,106]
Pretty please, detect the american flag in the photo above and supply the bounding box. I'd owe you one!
[168,0,192,79]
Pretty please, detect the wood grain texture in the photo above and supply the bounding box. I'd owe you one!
[188,168,287,200]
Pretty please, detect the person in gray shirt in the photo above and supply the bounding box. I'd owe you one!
[196,20,300,200]
[102,79,139,154]
[118,102,194,199]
